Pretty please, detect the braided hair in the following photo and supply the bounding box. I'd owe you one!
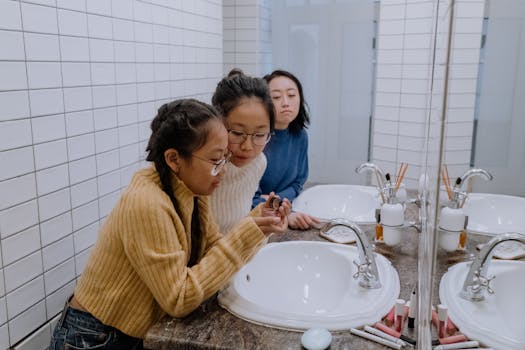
[146,99,221,209]
[263,69,310,134]
[212,68,275,131]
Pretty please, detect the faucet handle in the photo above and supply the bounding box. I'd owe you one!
[352,259,374,280]
[473,270,496,295]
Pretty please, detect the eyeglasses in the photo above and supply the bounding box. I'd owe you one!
[228,129,272,146]
[191,152,231,176]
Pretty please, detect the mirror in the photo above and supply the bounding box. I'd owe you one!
[433,1,525,349]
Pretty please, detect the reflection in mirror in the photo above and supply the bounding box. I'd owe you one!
[435,1,525,350]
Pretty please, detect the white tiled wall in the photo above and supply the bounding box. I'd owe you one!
[0,0,223,348]
[372,0,484,188]
[223,0,271,76]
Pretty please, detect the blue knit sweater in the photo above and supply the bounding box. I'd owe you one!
[252,128,309,207]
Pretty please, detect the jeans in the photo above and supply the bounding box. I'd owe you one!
[49,298,143,350]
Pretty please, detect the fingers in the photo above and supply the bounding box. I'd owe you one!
[253,216,287,236]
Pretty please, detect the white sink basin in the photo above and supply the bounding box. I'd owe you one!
[292,185,381,224]
[218,241,400,331]
[440,260,525,350]
[462,193,525,235]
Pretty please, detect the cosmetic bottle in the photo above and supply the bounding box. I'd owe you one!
[437,304,448,339]
[375,208,384,242]
[438,206,465,252]
[394,298,405,332]
[457,216,468,250]
[380,202,404,246]
[408,287,417,329]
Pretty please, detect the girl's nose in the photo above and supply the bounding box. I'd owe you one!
[240,136,254,150]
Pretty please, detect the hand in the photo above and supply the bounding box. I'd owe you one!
[288,212,321,230]
[263,192,291,219]
[253,215,288,236]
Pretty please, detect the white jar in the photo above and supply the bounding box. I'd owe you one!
[381,203,404,246]
[438,206,465,252]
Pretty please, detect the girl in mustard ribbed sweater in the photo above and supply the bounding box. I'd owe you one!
[49,99,289,349]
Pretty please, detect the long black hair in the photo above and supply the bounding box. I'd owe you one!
[263,69,310,133]
[212,68,275,131]
[146,99,221,207]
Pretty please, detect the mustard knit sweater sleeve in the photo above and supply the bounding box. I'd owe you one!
[74,166,267,338]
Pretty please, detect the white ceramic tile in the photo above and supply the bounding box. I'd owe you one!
[154,81,170,100]
[400,93,428,109]
[0,119,32,152]
[152,5,169,26]
[115,64,137,84]
[67,133,95,161]
[451,48,481,64]
[114,41,135,63]
[27,62,62,89]
[97,171,121,196]
[113,18,134,41]
[29,88,64,117]
[33,139,68,170]
[21,2,58,35]
[36,164,69,196]
[445,121,473,137]
[72,201,99,231]
[0,323,8,349]
[60,36,90,62]
[86,0,112,16]
[447,93,476,109]
[137,82,155,102]
[73,221,99,253]
[0,91,30,122]
[456,1,485,18]
[6,276,44,319]
[153,25,169,45]
[399,121,426,137]
[96,150,119,175]
[68,156,97,185]
[374,106,399,121]
[0,147,34,182]
[446,107,474,122]
[92,85,116,108]
[39,212,72,247]
[22,0,56,6]
[57,0,85,11]
[453,33,482,50]
[1,226,40,266]
[61,62,91,87]
[57,8,88,36]
[455,17,483,34]
[0,62,28,91]
[405,1,433,18]
[372,145,397,162]
[37,188,71,222]
[93,107,117,131]
[0,296,5,322]
[0,30,25,60]
[12,318,51,350]
[90,62,115,85]
[119,143,139,167]
[8,300,46,345]
[112,0,134,20]
[116,84,137,105]
[3,251,42,294]
[63,86,93,112]
[0,200,38,240]
[23,32,59,62]
[137,64,155,84]
[32,114,66,144]
[116,104,138,126]
[70,179,98,209]
[74,246,92,274]
[95,128,119,153]
[135,42,154,63]
[87,14,113,40]
[45,280,74,319]
[65,110,94,137]
[375,92,400,107]
[444,136,472,151]
[89,38,114,63]
[134,1,152,22]
[0,1,22,30]
[42,236,73,272]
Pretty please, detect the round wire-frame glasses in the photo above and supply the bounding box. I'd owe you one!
[227,129,272,146]
[191,152,231,176]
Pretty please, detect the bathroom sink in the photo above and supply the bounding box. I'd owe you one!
[462,193,525,235]
[292,184,381,224]
[218,240,400,331]
[440,260,525,350]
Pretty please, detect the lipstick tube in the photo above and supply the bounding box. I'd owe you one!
[437,304,448,339]
[394,299,405,332]
[439,333,467,344]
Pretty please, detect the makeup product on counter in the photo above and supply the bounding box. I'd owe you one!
[408,287,417,328]
[433,340,480,350]
[269,196,283,211]
[446,317,458,335]
[458,216,468,250]
[350,328,401,350]
[363,325,406,347]
[437,304,448,339]
[375,208,384,242]
[439,334,467,344]
[383,306,395,327]
[395,299,406,332]
[374,322,400,338]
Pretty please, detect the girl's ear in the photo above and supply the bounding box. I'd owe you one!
[164,148,181,173]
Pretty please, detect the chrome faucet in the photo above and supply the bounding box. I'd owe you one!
[320,218,381,289]
[458,168,493,186]
[355,162,385,188]
[460,232,525,301]
[449,168,493,206]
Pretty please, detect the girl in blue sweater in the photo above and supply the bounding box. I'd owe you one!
[253,70,320,229]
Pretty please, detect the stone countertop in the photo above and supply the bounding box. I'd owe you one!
[144,204,424,350]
